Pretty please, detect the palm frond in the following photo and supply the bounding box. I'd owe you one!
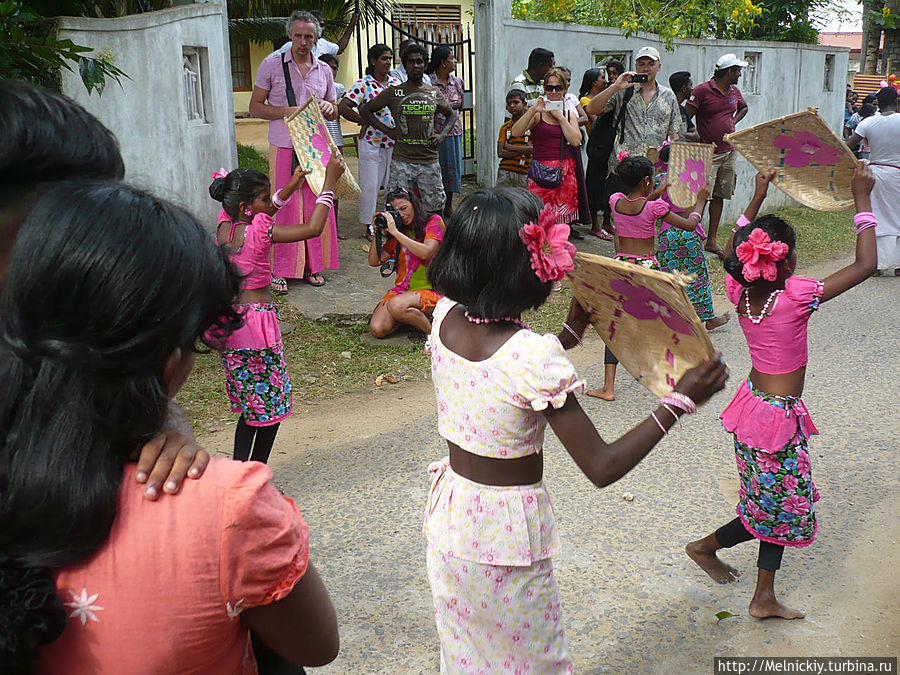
[227,0,391,40]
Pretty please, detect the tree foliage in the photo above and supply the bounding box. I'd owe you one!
[0,0,127,93]
[511,0,832,44]
[227,0,390,46]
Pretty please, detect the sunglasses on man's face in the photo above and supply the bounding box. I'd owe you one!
[544,85,565,92]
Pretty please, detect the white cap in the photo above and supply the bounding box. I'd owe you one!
[716,53,748,69]
[635,46,660,62]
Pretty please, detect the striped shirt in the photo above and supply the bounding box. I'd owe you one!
[497,119,532,174]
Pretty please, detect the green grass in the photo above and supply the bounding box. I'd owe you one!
[237,143,268,173]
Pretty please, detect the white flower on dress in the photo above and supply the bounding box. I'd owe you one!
[226,598,246,620]
[64,588,104,626]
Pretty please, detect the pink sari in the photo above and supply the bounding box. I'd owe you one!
[269,145,340,278]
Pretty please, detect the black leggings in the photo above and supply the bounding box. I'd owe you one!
[715,517,784,571]
[233,416,280,464]
[604,345,619,365]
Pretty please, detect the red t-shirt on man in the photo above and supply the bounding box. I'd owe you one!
[688,79,746,153]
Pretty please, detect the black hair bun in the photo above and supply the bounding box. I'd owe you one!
[723,251,751,286]
[208,176,227,202]
[0,553,67,670]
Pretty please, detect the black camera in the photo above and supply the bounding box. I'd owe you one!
[630,73,649,83]
[373,207,402,231]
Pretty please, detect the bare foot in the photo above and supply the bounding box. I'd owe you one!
[705,313,731,331]
[685,541,741,584]
[586,388,615,401]
[705,244,727,260]
[749,597,805,619]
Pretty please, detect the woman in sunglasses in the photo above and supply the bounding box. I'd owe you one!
[511,67,584,238]
[368,187,445,338]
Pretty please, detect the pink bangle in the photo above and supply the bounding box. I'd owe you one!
[854,211,876,234]
[659,392,697,415]
[272,193,287,209]
[689,211,702,221]
[661,403,683,432]
[561,322,583,347]
[650,411,667,435]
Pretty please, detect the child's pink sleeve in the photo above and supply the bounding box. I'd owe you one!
[219,462,309,620]
[609,192,625,211]
[650,198,671,219]
[724,274,744,305]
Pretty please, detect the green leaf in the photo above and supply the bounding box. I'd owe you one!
[715,610,735,621]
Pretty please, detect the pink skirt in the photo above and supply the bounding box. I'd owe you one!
[219,303,292,427]
[720,379,818,454]
[270,145,339,279]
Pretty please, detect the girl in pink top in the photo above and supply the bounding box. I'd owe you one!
[209,156,344,463]
[686,166,878,620]
[588,155,710,402]
[423,187,728,672]
[1,181,338,672]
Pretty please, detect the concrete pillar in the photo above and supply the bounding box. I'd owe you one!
[474,0,511,187]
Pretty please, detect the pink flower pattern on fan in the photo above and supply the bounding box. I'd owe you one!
[519,205,577,282]
[773,131,841,168]
[310,124,332,166]
[608,280,695,335]
[678,157,706,194]
[735,227,789,282]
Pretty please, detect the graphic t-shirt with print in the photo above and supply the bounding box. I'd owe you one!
[368,83,453,164]
[344,74,401,148]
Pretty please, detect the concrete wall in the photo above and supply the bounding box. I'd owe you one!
[58,2,237,226]
[475,1,850,221]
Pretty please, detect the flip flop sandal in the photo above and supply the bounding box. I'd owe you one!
[588,230,614,241]
[270,277,288,295]
[304,273,326,287]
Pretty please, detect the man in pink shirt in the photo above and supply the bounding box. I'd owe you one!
[250,10,339,288]
[685,53,749,259]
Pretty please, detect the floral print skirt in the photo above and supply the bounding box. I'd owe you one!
[733,384,820,547]
[424,458,572,673]
[656,228,715,320]
[219,303,292,427]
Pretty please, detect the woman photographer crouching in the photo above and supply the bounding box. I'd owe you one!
[368,187,445,337]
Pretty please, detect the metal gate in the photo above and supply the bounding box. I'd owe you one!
[353,1,476,176]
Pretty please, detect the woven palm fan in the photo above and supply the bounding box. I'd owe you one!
[725,107,856,212]
[666,142,715,210]
[567,252,714,398]
[285,97,360,201]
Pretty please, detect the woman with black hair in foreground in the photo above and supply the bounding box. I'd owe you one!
[0,182,338,672]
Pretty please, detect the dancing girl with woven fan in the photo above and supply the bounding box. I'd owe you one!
[422,187,728,670]
[686,165,878,619]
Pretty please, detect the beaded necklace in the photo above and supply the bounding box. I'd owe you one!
[743,288,783,324]
[464,310,530,331]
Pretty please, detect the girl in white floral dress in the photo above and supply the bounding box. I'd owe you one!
[424,187,729,673]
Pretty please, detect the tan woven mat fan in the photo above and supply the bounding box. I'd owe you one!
[725,107,856,212]
[285,97,360,200]
[666,142,715,209]
[567,252,714,398]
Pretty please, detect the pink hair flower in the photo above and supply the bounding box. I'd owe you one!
[519,205,577,282]
[617,150,629,162]
[735,228,789,282]
[212,167,229,180]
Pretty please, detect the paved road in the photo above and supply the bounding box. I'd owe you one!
[202,257,899,673]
